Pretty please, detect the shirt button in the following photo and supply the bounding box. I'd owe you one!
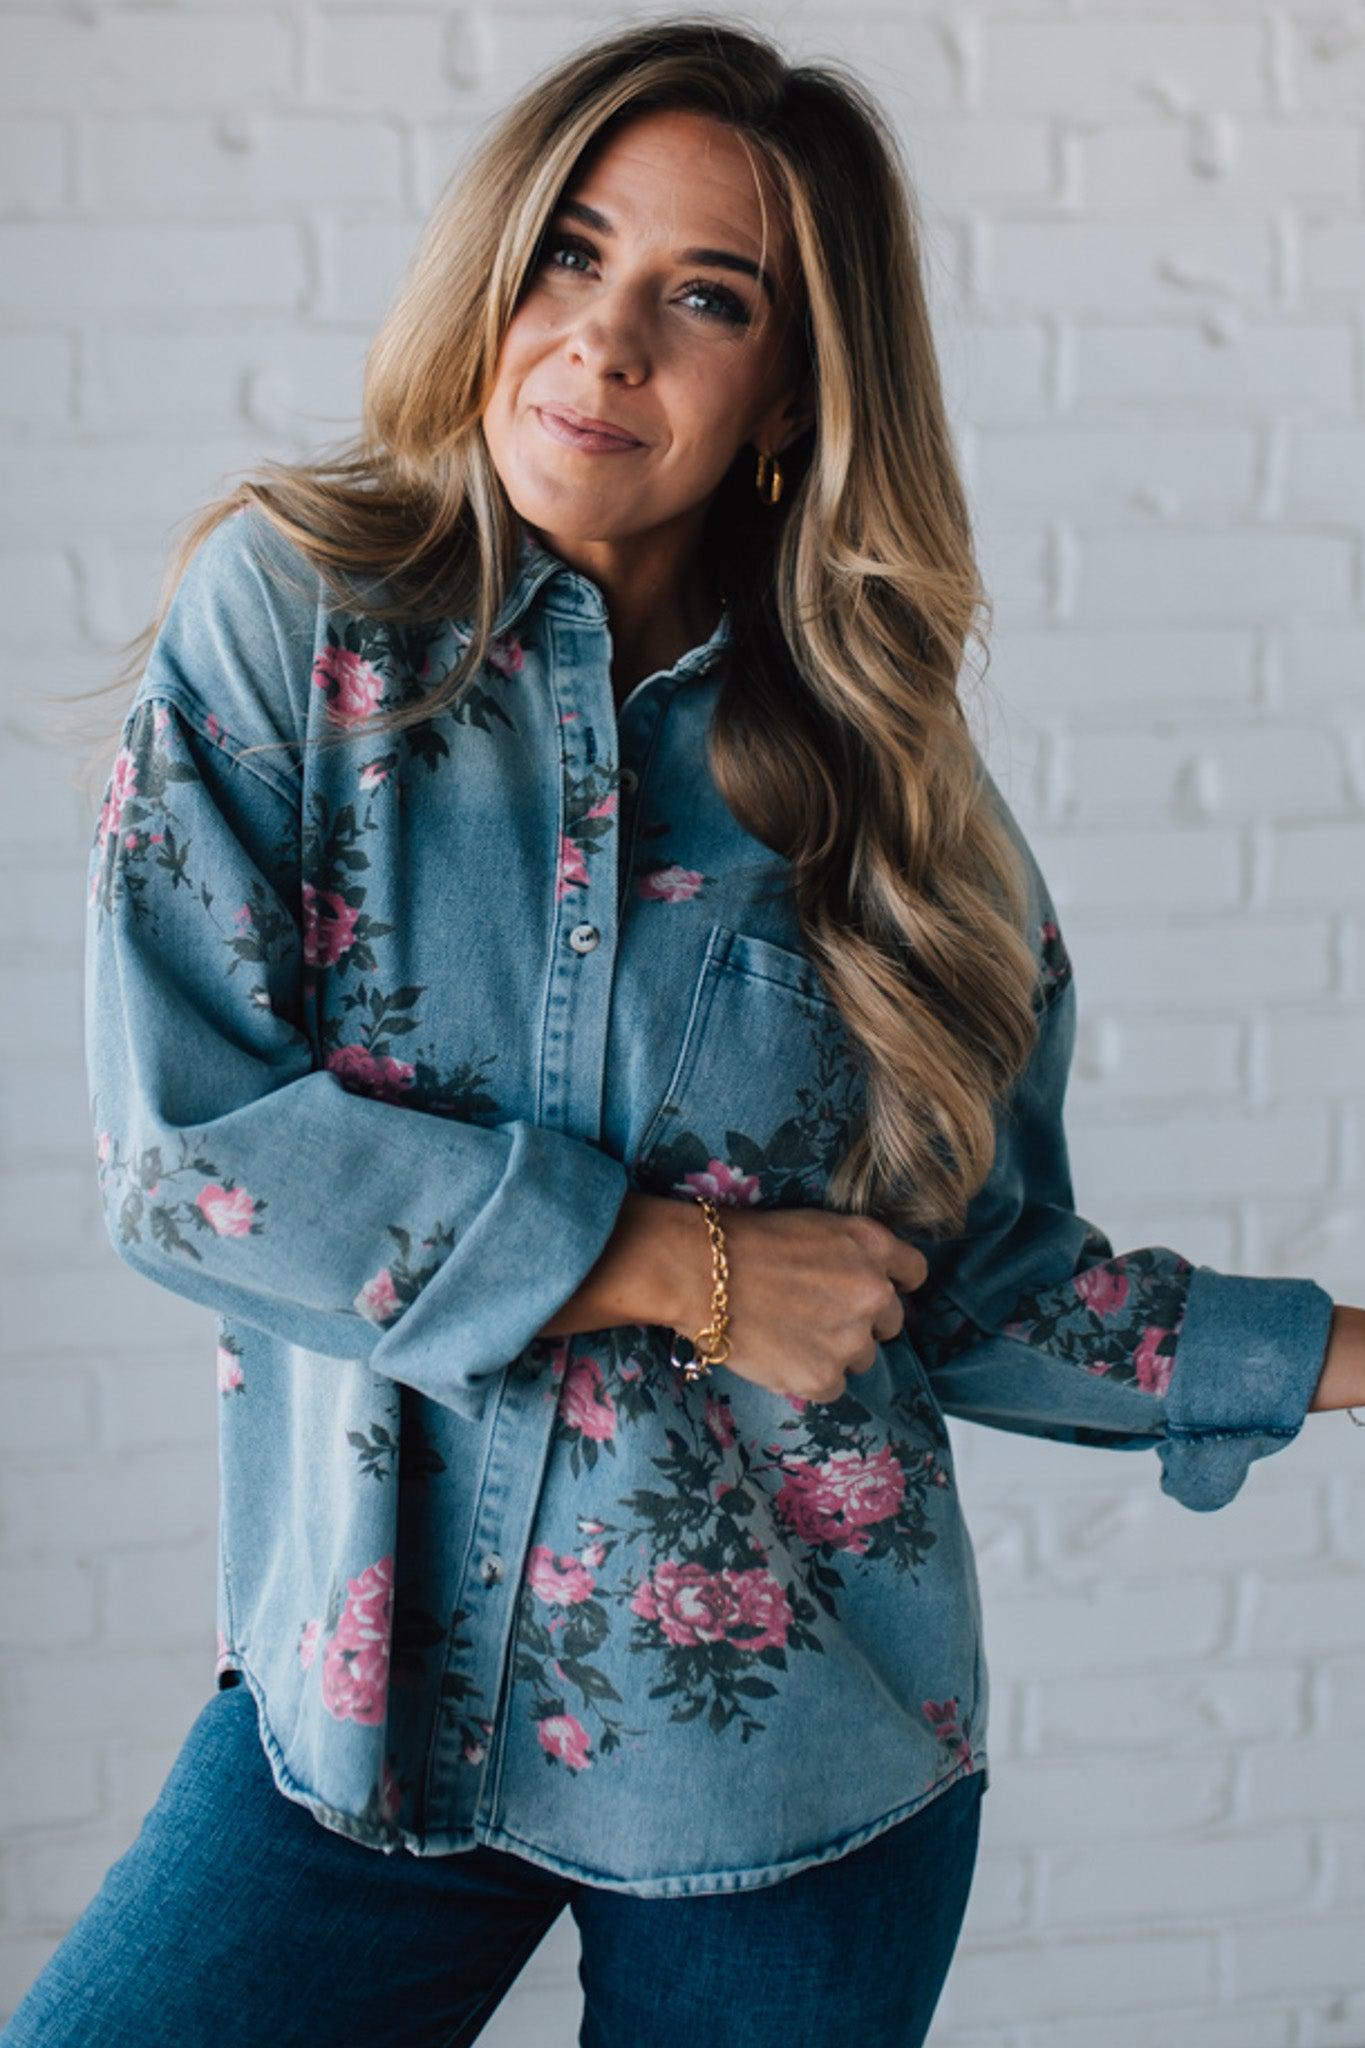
[478,1554,504,1586]
[569,923,600,953]
[619,765,638,793]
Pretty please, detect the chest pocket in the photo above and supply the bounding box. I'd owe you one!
[631,925,867,1209]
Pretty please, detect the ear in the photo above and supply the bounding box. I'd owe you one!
[755,371,816,460]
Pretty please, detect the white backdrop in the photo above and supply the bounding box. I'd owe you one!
[2,2,1363,2042]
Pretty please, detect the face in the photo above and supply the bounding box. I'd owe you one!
[480,107,814,572]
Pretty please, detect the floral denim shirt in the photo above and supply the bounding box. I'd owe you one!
[83,506,1337,1898]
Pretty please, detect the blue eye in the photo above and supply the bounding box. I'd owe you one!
[677,276,751,327]
[538,234,751,330]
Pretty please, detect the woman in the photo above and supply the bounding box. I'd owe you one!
[8,17,1360,2048]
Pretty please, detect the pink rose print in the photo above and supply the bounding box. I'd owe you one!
[96,1131,111,1163]
[632,1561,732,1646]
[980,1243,1193,1389]
[557,1354,617,1441]
[526,1544,596,1606]
[320,1555,393,1725]
[774,1446,906,1554]
[922,1696,974,1768]
[585,791,617,821]
[1133,1325,1174,1396]
[298,1617,321,1670]
[326,1043,416,1102]
[676,1159,763,1206]
[355,1267,401,1325]
[704,1392,736,1448]
[819,1445,906,1525]
[216,1346,243,1393]
[536,1711,592,1770]
[1075,1264,1130,1315]
[358,761,389,790]
[463,1736,487,1765]
[580,1541,607,1567]
[556,834,590,900]
[638,864,704,903]
[487,634,524,676]
[301,882,359,969]
[94,745,137,859]
[630,1559,792,1652]
[313,645,385,727]
[724,1567,792,1652]
[215,1627,233,1680]
[195,1183,257,1237]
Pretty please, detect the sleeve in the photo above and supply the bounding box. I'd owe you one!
[902,789,1336,1514]
[83,517,630,1427]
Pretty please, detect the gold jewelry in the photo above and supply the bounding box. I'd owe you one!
[667,1195,732,1382]
[754,449,783,506]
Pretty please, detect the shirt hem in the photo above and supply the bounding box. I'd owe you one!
[222,1653,989,1896]
[476,1750,991,1897]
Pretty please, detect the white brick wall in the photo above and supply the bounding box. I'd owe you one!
[1,5,1362,2043]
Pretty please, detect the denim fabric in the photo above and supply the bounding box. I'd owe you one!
[0,1683,984,2047]
[81,505,1336,1894]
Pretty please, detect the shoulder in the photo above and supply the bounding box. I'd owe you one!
[137,504,326,785]
[971,747,1073,1011]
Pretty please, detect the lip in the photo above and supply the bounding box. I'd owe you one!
[536,404,644,452]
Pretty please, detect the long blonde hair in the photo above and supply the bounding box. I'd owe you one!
[62,14,1047,1243]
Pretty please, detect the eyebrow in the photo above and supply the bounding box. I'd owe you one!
[551,198,776,305]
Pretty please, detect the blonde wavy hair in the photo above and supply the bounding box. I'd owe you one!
[61,14,1048,1243]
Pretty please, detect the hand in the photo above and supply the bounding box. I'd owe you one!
[675,1204,930,1406]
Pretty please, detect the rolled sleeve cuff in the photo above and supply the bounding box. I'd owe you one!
[1157,1266,1336,1512]
[372,1120,631,1423]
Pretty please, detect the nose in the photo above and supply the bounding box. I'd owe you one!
[566,296,649,383]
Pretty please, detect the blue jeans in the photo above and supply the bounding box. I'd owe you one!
[0,1682,984,2047]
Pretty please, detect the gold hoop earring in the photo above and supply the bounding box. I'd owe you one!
[755,449,783,506]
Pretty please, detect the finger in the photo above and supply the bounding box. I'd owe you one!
[869,1298,906,1345]
[884,1234,930,1294]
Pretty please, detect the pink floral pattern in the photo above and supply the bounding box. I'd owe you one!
[86,513,1295,1882]
[637,862,706,902]
[320,1554,393,1725]
[911,1232,1194,1402]
[313,643,386,728]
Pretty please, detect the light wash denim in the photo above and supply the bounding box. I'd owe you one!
[0,1681,985,2046]
[81,505,1335,1895]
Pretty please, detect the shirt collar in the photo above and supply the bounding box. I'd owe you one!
[461,523,732,677]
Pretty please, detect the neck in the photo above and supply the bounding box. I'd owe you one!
[522,515,721,696]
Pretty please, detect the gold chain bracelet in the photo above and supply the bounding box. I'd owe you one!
[666,1195,731,1382]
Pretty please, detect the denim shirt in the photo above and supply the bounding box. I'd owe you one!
[83,505,1336,1898]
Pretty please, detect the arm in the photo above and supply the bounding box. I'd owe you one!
[1308,1305,1365,1412]
[902,805,1336,1513]
[85,519,631,1426]
[532,1189,697,1339]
